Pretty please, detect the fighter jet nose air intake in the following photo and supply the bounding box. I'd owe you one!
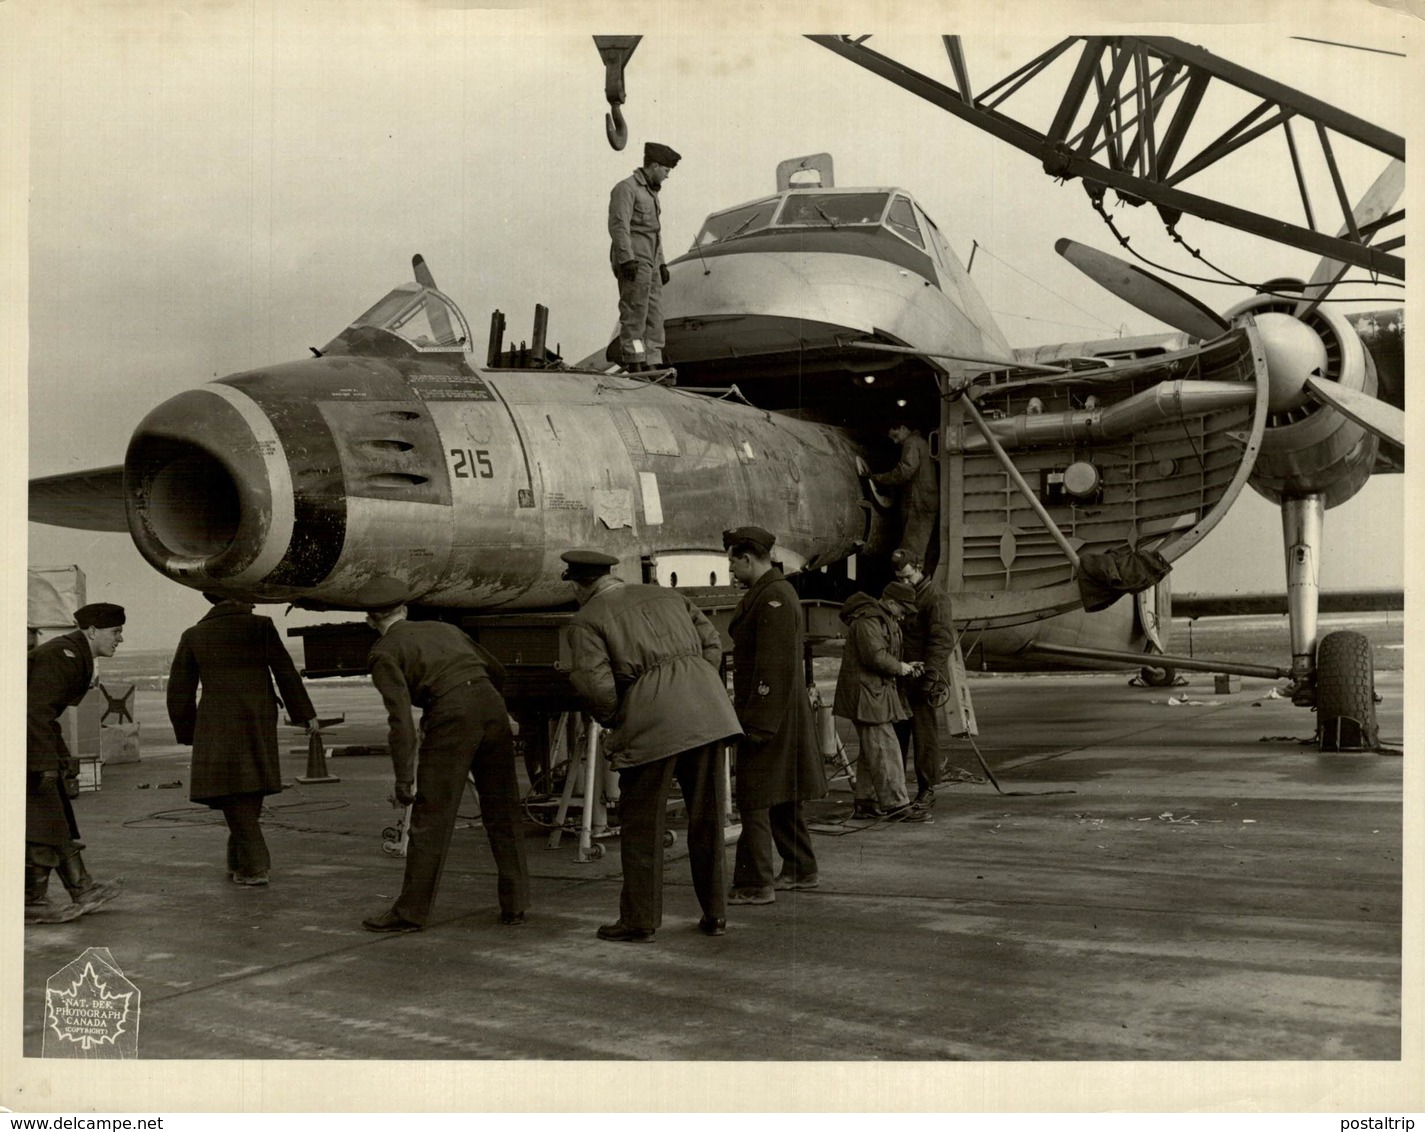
[126,383,286,587]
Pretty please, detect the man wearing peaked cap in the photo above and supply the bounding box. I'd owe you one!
[25,603,128,923]
[559,548,620,582]
[561,544,742,942]
[608,140,682,372]
[357,577,529,933]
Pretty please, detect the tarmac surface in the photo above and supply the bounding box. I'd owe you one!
[18,665,1405,1064]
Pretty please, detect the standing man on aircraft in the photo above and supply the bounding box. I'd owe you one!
[871,422,939,563]
[723,526,825,905]
[356,577,530,934]
[608,141,681,372]
[25,603,127,924]
[561,548,741,942]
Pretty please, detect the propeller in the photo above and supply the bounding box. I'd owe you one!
[1295,157,1404,317]
[1054,238,1229,340]
[412,254,455,346]
[1054,156,1405,452]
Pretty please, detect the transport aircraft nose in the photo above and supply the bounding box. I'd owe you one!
[125,384,296,587]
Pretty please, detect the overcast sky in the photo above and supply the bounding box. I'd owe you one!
[10,1,1416,649]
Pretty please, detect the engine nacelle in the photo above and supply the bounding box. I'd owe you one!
[1227,297,1379,509]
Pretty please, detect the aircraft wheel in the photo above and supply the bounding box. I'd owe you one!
[1139,647,1176,687]
[1316,630,1378,752]
[664,830,677,848]
[585,841,605,860]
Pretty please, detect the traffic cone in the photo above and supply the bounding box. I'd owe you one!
[297,728,340,784]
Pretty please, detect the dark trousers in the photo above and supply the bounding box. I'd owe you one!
[894,688,943,795]
[216,793,270,877]
[615,741,727,930]
[733,801,817,889]
[395,680,529,925]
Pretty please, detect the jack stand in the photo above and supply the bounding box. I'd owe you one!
[544,713,616,860]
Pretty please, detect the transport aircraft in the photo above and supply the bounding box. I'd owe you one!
[29,39,1404,752]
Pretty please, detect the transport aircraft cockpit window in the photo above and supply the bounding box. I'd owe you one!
[349,284,470,353]
[775,191,889,228]
[693,198,779,247]
[886,195,925,248]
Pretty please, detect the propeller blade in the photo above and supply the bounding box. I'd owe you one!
[1055,239,1230,340]
[1295,158,1404,316]
[411,254,455,346]
[1304,374,1406,449]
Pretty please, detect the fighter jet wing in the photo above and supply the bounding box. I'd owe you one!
[29,466,128,532]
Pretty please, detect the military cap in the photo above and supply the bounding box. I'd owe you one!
[560,548,619,581]
[644,141,681,168]
[722,525,776,555]
[880,581,917,606]
[74,602,126,629]
[889,548,921,571]
[352,575,410,610]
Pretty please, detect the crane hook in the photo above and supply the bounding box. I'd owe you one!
[606,103,628,151]
[594,36,640,152]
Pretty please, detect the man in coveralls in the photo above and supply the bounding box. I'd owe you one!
[26,602,127,924]
[608,141,681,371]
[723,526,825,905]
[561,548,741,942]
[357,577,530,933]
[871,422,939,563]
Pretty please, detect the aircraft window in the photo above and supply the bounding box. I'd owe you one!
[350,284,470,352]
[694,200,778,247]
[915,204,948,268]
[886,196,924,248]
[775,192,888,228]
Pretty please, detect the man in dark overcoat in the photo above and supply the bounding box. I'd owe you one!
[890,548,957,809]
[723,526,826,904]
[26,602,127,923]
[168,594,318,886]
[562,548,742,942]
[356,577,530,933]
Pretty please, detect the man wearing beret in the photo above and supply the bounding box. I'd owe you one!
[25,603,127,924]
[168,593,320,886]
[889,549,957,811]
[723,527,825,904]
[356,577,529,933]
[608,141,681,372]
[832,583,931,823]
[561,548,741,941]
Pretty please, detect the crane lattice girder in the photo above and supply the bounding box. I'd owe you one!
[807,35,1404,279]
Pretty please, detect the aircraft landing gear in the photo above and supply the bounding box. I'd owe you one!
[1315,630,1379,752]
[1139,645,1177,688]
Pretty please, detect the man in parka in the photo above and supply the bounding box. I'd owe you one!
[26,603,127,924]
[723,526,825,905]
[562,548,742,941]
[608,141,681,371]
[871,423,939,563]
[832,582,930,823]
[168,594,319,886]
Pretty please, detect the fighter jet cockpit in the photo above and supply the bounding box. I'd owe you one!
[319,282,473,359]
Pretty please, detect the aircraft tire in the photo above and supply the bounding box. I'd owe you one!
[1315,630,1378,752]
[1139,647,1176,688]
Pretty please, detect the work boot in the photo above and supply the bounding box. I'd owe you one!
[57,853,124,913]
[913,788,935,809]
[850,801,883,821]
[728,886,775,905]
[25,865,85,924]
